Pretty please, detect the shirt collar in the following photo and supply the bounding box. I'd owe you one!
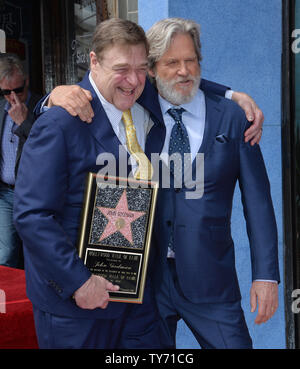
[88,72,123,131]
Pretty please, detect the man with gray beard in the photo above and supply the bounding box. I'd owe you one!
[154,68,201,106]
[35,18,277,349]
[145,18,279,349]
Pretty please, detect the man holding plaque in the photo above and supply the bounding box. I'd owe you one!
[13,18,165,349]
[39,18,279,349]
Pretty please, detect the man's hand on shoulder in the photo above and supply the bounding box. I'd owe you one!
[48,85,94,123]
[232,91,264,146]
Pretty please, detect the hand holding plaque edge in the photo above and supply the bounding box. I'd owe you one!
[73,274,120,310]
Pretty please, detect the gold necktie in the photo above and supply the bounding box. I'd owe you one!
[122,109,153,180]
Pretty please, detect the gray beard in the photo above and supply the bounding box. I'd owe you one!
[155,74,201,105]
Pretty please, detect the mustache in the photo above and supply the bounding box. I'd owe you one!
[155,72,201,105]
[172,75,199,84]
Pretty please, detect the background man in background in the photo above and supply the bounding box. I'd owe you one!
[0,53,40,268]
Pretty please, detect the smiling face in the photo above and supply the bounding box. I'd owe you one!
[149,32,201,105]
[90,43,148,111]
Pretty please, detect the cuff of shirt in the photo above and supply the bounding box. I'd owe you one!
[225,89,234,100]
[255,279,278,284]
[40,94,50,112]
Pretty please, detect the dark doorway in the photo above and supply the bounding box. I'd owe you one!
[0,0,43,95]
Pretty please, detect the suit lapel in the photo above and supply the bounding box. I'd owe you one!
[191,92,225,175]
[0,99,7,137]
[137,79,164,125]
[198,92,225,155]
[137,79,166,157]
[144,114,166,159]
[0,99,6,166]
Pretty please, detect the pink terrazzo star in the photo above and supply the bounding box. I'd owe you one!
[97,190,146,244]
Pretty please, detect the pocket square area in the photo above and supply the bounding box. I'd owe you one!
[215,134,229,143]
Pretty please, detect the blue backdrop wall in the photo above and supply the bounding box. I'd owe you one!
[139,0,285,349]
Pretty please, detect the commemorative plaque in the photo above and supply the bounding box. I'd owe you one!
[77,173,158,303]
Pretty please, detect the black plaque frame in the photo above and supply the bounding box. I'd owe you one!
[77,173,158,303]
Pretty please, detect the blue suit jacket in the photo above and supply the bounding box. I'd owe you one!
[13,74,165,318]
[151,92,280,304]
[13,73,231,317]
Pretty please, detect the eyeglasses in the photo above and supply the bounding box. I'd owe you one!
[0,80,26,96]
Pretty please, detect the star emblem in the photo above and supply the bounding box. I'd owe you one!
[97,190,146,244]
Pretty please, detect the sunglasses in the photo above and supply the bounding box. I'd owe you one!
[0,80,26,96]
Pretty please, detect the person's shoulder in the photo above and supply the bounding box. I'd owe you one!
[40,104,76,122]
[204,90,247,121]
[203,90,250,137]
[31,105,84,139]
[0,97,6,108]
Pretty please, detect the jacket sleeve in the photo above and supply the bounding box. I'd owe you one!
[14,93,42,139]
[14,109,35,140]
[13,113,91,299]
[200,78,230,97]
[238,118,280,282]
[32,93,50,119]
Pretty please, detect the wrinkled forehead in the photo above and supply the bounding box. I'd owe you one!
[98,42,148,67]
[97,41,148,61]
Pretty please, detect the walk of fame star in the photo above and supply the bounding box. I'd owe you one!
[97,190,146,244]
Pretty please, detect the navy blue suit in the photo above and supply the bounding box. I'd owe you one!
[154,92,279,300]
[148,90,279,348]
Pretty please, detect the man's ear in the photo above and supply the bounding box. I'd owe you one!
[90,51,98,70]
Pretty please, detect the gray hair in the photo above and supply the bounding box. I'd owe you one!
[0,53,26,81]
[146,18,202,71]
